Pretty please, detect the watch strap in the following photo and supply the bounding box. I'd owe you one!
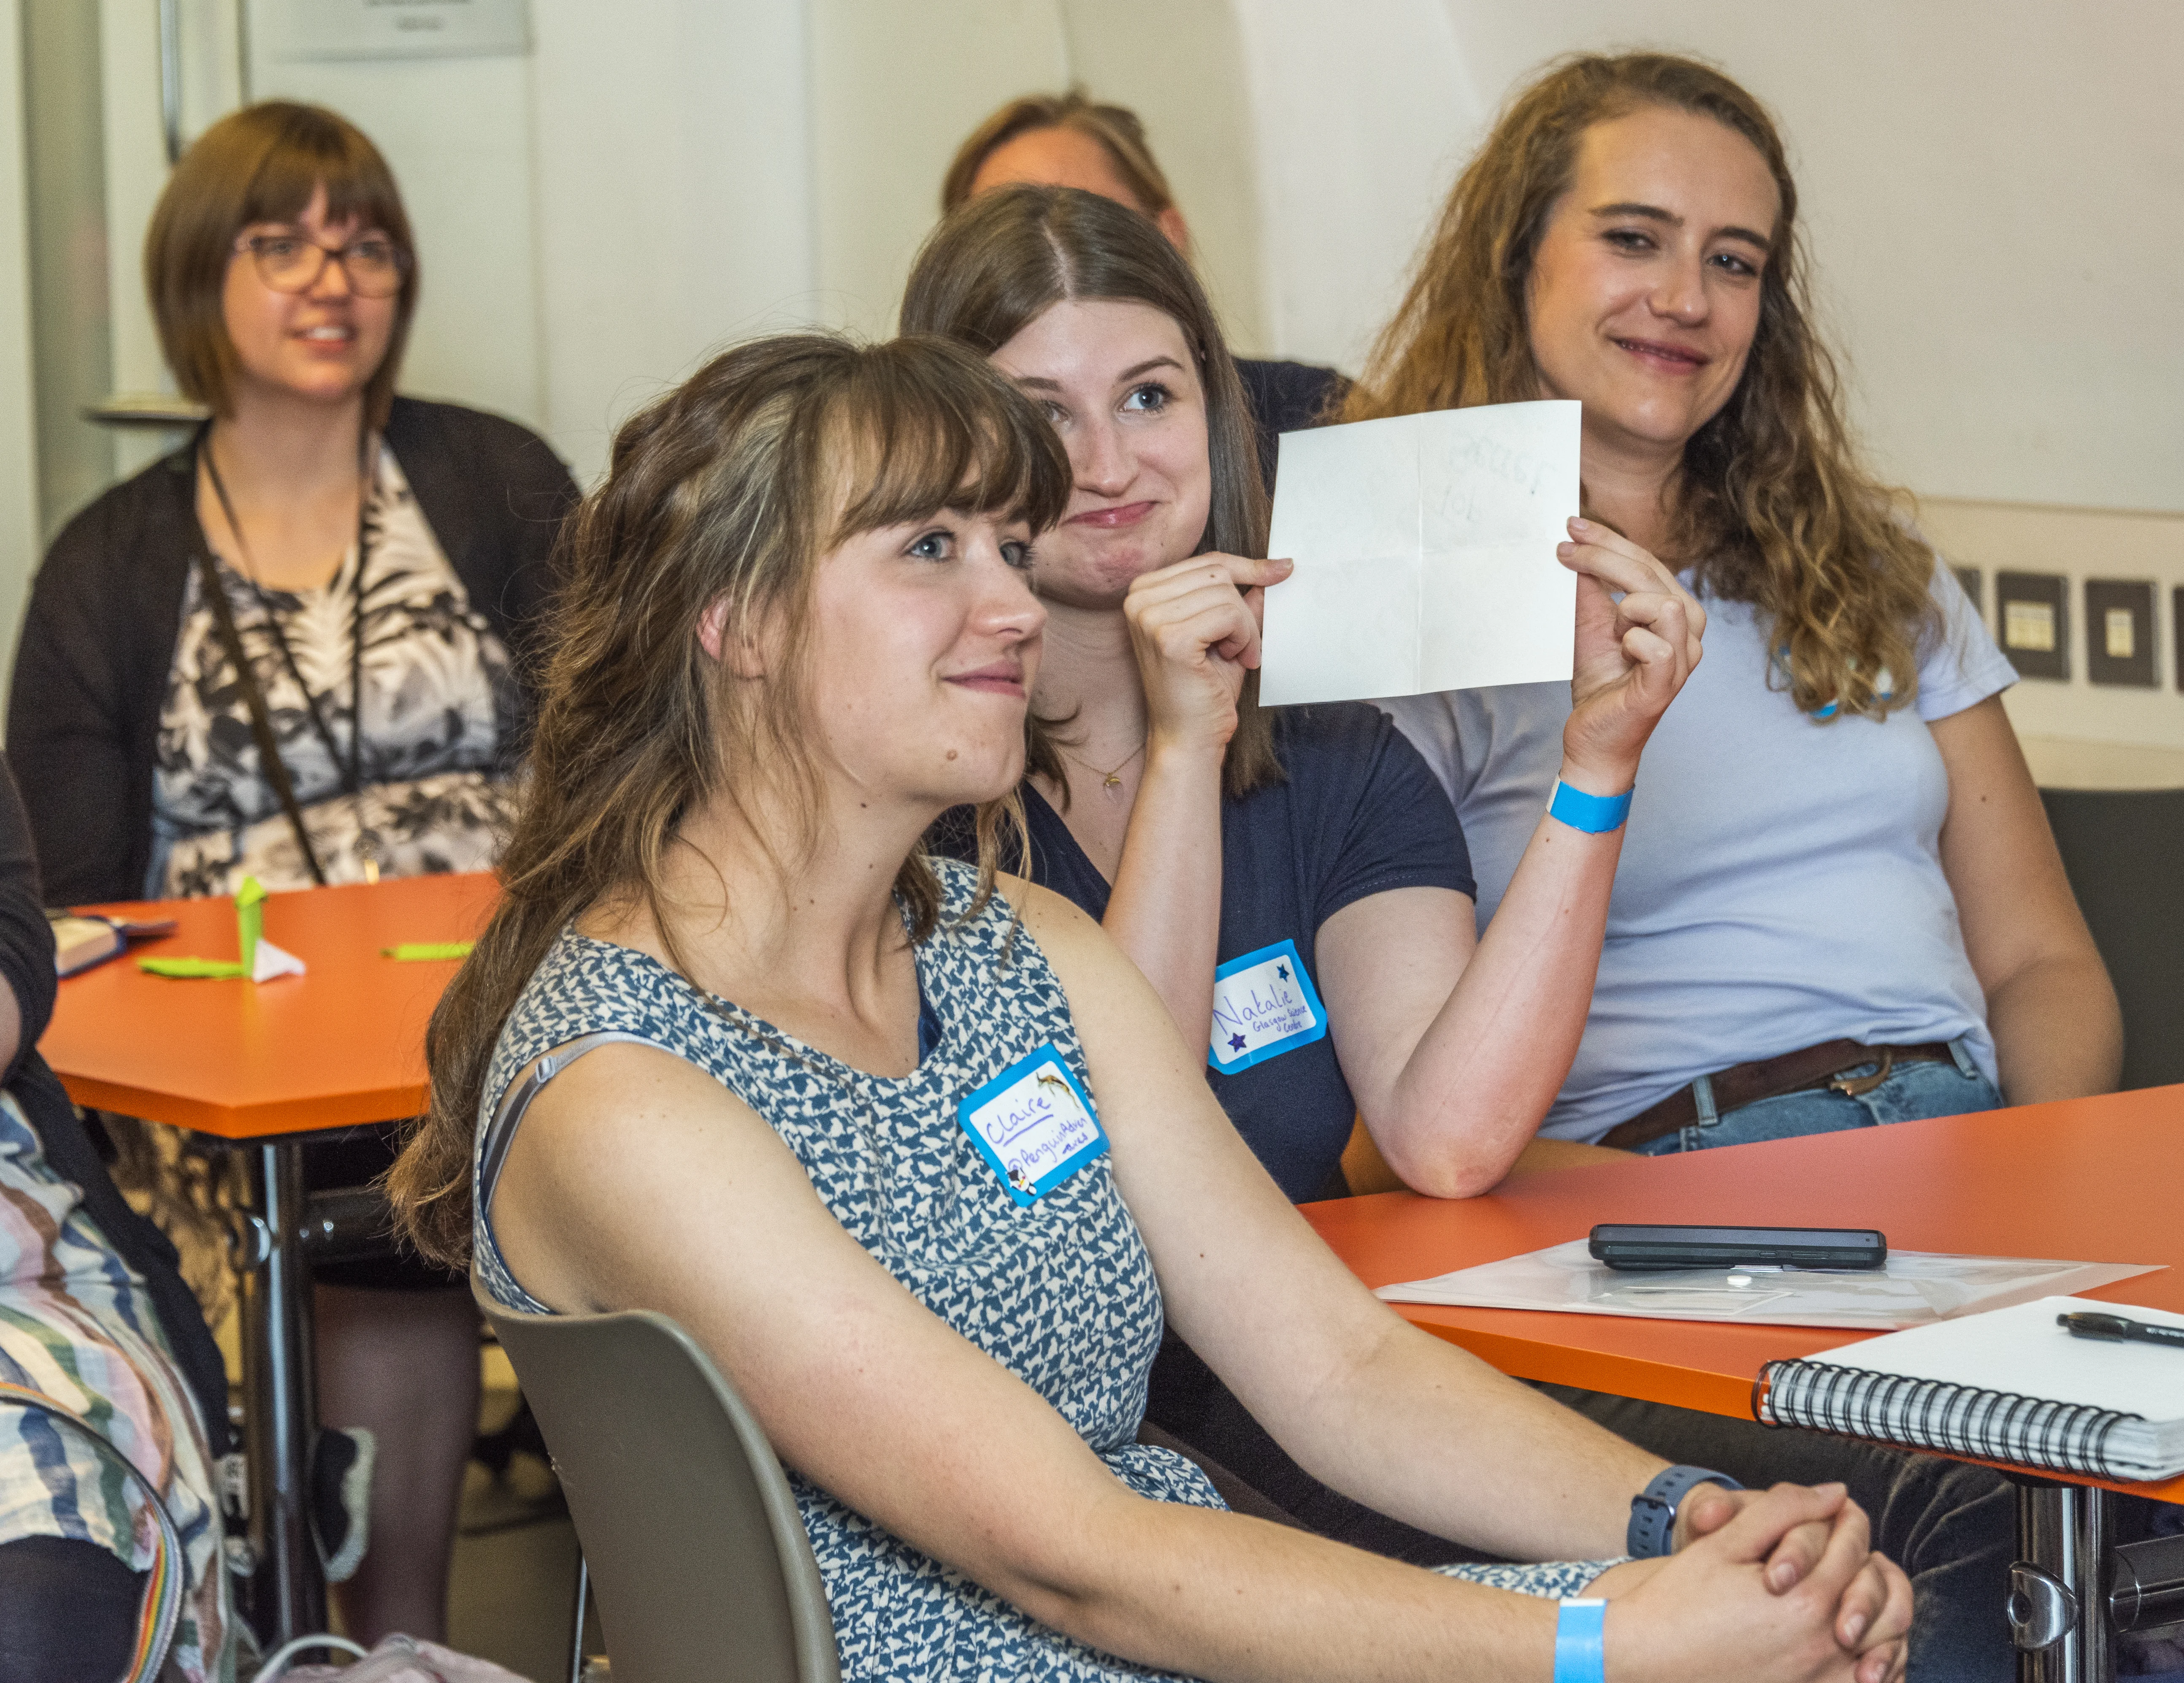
[1628,1463,1742,1558]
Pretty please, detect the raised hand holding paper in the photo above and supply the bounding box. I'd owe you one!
[1260,401,1580,705]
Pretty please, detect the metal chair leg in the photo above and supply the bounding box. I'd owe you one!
[568,1552,590,1683]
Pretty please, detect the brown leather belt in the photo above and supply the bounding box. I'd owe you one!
[1597,1040,1955,1152]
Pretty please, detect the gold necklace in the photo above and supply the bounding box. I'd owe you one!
[1060,740,1146,795]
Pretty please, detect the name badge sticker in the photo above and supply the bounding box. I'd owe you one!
[958,1045,1110,1207]
[1208,938,1328,1075]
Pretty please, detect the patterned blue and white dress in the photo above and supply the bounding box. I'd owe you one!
[474,859,1610,1680]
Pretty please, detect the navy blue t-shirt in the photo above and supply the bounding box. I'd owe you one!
[937,702,1473,1201]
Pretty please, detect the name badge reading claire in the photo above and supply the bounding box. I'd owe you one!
[958,1045,1109,1207]
[1208,938,1329,1076]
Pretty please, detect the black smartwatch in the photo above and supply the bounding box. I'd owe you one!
[1628,1464,1742,1558]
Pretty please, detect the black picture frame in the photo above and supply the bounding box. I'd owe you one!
[1995,571,2069,681]
[2084,579,2157,688]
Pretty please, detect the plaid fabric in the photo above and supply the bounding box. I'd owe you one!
[0,1089,233,1681]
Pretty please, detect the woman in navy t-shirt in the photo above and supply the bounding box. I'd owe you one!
[909,185,1702,1210]
[906,185,1704,1539]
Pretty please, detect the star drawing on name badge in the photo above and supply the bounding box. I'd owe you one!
[1227,1033,1247,1053]
[1276,963,1290,982]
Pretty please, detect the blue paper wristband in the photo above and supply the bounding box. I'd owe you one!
[1553,1598,1608,1683]
[1547,778,1633,833]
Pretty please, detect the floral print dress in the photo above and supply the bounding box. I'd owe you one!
[149,445,520,898]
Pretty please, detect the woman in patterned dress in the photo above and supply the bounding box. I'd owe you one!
[6,103,576,1642]
[389,333,1911,1683]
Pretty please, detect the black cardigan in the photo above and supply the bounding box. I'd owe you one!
[0,756,231,1453]
[6,396,579,906]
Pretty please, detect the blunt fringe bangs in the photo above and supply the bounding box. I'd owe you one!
[1344,51,1934,722]
[145,100,418,429]
[388,332,1066,1268]
[901,184,1283,801]
[828,340,1073,546]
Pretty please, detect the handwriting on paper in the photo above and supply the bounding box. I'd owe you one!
[1260,401,1581,705]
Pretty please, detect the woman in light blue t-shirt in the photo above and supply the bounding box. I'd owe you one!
[1353,53,2118,1155]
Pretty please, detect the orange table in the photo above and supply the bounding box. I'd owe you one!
[47,872,498,1137]
[1303,1088,2184,1678]
[46,873,496,1643]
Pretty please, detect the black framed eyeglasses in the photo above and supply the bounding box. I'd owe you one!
[237,233,411,299]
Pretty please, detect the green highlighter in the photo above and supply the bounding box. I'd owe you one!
[139,877,274,979]
[382,942,475,962]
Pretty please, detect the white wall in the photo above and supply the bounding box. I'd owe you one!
[9,0,2178,760]
[528,1,815,484]
[807,0,1261,350]
[1237,0,2184,515]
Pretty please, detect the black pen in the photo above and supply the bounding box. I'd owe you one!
[2057,1311,2184,1351]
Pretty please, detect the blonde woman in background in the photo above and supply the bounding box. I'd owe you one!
[1354,53,2117,1158]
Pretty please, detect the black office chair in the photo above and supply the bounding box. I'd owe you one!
[2039,787,2184,1091]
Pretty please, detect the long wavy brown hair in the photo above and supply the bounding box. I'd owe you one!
[901,184,1282,799]
[389,334,1070,1267]
[1344,52,1932,718]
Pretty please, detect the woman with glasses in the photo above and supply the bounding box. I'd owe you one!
[7,100,577,1644]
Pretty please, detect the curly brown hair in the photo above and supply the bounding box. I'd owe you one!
[1344,52,1933,719]
[388,333,1070,1266]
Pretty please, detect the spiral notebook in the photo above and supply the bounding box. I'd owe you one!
[1754,1296,2184,1482]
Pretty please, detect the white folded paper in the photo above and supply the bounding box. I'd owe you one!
[1260,401,1581,705]
[251,938,308,982]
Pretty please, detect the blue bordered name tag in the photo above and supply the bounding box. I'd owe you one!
[957,1044,1109,1206]
[1207,938,1328,1076]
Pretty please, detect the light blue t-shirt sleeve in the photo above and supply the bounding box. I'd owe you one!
[1916,551,2017,722]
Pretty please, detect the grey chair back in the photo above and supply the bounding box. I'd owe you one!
[476,1276,840,1683]
[2040,786,2184,1092]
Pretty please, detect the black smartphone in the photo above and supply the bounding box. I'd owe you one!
[1587,1224,1887,1272]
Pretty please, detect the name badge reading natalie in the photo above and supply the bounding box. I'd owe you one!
[1207,938,1329,1076]
[958,1045,1109,1207]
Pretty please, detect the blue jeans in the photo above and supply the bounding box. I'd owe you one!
[1632,1040,2003,1156]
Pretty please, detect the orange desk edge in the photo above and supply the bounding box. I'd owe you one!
[1302,1087,2184,1505]
[44,873,499,1138]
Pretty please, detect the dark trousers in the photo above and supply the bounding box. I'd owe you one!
[0,1535,146,1683]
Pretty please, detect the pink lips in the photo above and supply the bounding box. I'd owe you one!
[1614,336,1709,374]
[1066,500,1156,530]
[945,664,1026,699]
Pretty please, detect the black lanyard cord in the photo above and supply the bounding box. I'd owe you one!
[197,430,373,800]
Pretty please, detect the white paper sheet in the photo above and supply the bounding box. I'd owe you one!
[1375,1239,2161,1331]
[250,939,307,982]
[1260,401,1581,705]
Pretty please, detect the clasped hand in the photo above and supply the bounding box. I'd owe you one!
[1591,1481,1912,1683]
[1558,516,1707,794]
[1120,553,1293,759]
